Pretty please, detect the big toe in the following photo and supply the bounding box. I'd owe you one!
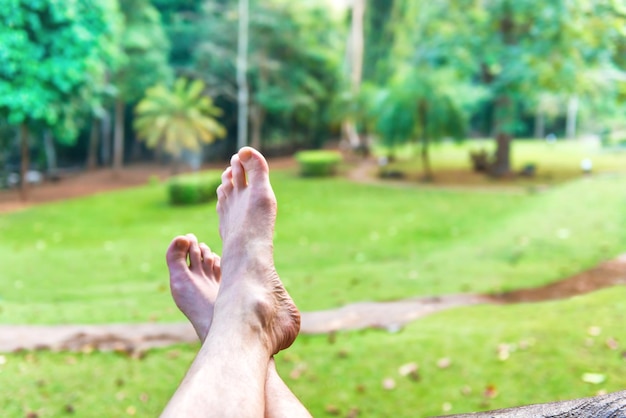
[166,236,191,271]
[238,147,270,185]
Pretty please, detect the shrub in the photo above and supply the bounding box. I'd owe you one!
[295,150,342,177]
[168,172,222,206]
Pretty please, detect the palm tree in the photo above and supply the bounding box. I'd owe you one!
[373,69,470,181]
[134,78,226,172]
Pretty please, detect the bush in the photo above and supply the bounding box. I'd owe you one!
[168,172,222,206]
[295,150,342,177]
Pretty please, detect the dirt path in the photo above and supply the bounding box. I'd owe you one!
[1,158,625,354]
[1,255,624,354]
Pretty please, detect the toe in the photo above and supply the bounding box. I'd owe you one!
[213,256,221,282]
[186,234,202,270]
[230,154,247,189]
[199,243,214,272]
[166,236,191,272]
[220,167,234,193]
[238,147,270,185]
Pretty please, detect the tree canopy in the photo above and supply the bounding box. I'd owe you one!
[0,0,121,140]
[0,0,121,198]
[2,0,626,182]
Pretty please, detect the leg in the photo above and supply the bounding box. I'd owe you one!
[162,147,302,418]
[166,234,311,417]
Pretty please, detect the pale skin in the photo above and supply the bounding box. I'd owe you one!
[162,147,310,418]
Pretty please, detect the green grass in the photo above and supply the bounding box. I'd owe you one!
[1,142,626,416]
[2,289,625,417]
[380,139,626,185]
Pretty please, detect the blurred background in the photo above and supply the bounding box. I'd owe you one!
[1,1,626,417]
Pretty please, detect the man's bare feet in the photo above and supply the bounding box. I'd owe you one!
[166,234,221,341]
[214,147,300,354]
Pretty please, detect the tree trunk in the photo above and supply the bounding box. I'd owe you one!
[131,137,143,162]
[534,109,545,139]
[566,95,579,139]
[236,0,249,149]
[113,99,125,176]
[250,103,265,151]
[445,389,626,417]
[488,8,516,177]
[343,0,366,150]
[418,100,433,181]
[490,95,514,177]
[87,117,100,170]
[43,130,57,176]
[101,110,112,166]
[19,123,29,201]
[350,0,365,95]
[491,132,512,177]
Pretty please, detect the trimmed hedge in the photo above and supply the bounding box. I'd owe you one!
[295,150,343,177]
[168,172,222,206]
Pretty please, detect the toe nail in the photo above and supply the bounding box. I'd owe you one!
[239,147,252,162]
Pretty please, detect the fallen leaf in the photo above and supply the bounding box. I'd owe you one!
[606,337,619,350]
[382,378,396,390]
[346,407,360,418]
[484,384,498,399]
[398,362,418,376]
[324,404,340,415]
[126,405,136,416]
[582,373,606,384]
[588,326,601,336]
[437,358,452,369]
[337,349,349,359]
[289,363,307,380]
[497,344,512,361]
[442,402,452,413]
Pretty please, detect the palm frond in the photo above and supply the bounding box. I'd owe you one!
[134,77,227,158]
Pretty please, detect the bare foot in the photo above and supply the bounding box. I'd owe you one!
[215,147,300,354]
[166,234,221,340]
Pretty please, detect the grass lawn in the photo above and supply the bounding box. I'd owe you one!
[378,139,626,186]
[0,141,625,417]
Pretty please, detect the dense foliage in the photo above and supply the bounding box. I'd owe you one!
[2,0,626,182]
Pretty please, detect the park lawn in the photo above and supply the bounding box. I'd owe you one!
[1,287,625,417]
[0,147,625,416]
[379,139,626,185]
[1,169,625,321]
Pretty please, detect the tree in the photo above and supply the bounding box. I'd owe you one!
[236,0,250,149]
[342,0,366,150]
[111,0,172,175]
[391,0,626,176]
[134,78,226,172]
[0,0,121,199]
[373,69,472,180]
[194,1,342,152]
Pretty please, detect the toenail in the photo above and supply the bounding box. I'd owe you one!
[239,148,252,162]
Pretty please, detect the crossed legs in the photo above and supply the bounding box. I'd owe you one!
[162,147,311,418]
